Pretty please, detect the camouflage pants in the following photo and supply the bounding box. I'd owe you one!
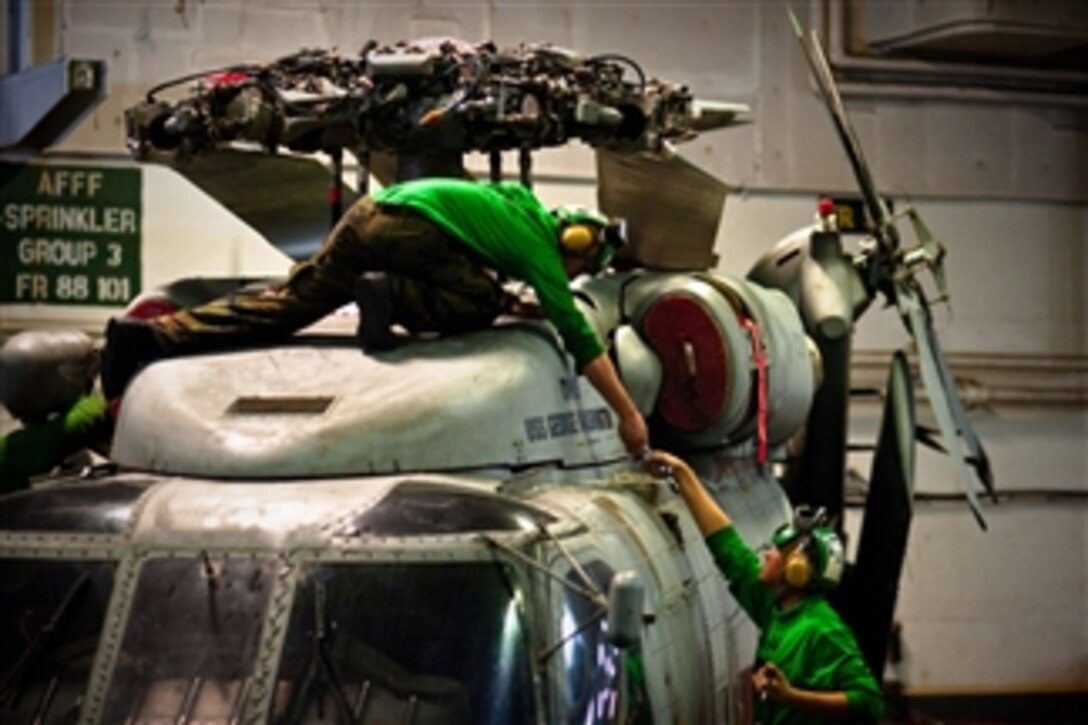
[153,197,504,352]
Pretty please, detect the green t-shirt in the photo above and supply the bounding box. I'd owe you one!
[0,393,109,495]
[706,526,884,724]
[373,179,605,368]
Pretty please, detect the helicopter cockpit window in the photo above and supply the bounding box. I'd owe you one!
[559,559,625,724]
[0,560,115,724]
[99,555,276,723]
[272,562,534,724]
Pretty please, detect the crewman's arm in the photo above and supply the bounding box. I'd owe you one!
[644,449,729,536]
[0,393,109,496]
[754,662,882,719]
[754,625,885,719]
[646,449,777,627]
[581,353,648,457]
[755,663,852,717]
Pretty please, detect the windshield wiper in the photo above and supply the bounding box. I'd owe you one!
[314,581,356,722]
[282,581,356,724]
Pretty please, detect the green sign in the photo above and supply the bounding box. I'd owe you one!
[1,163,141,306]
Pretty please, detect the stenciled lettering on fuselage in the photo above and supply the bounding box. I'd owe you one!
[523,408,613,443]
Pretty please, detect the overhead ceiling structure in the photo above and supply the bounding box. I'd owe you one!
[854,0,1088,68]
[833,0,1088,103]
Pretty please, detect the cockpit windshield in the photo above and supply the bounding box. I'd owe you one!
[100,555,277,723]
[25,554,535,723]
[272,562,535,724]
[0,560,115,724]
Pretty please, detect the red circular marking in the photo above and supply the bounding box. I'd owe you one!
[641,294,730,432]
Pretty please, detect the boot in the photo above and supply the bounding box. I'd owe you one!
[99,318,167,399]
[354,272,396,351]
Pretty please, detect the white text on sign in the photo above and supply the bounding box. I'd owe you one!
[4,204,138,234]
[16,238,125,267]
[36,169,104,198]
[13,273,131,303]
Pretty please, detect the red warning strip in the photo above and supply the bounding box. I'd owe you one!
[741,317,768,465]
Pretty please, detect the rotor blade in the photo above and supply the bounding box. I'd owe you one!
[787,9,897,250]
[898,281,988,529]
[596,145,728,270]
[920,305,996,499]
[905,209,949,301]
[833,350,915,681]
[367,150,400,188]
[167,147,358,261]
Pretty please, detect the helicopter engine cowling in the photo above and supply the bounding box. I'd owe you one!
[580,273,818,450]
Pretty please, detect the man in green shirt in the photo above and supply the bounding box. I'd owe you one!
[645,450,884,723]
[101,178,648,456]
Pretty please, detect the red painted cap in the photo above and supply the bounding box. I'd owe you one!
[641,294,730,432]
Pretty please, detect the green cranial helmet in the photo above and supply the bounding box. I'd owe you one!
[0,330,98,424]
[552,204,612,229]
[771,505,846,591]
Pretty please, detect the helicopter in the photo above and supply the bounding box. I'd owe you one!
[0,30,991,724]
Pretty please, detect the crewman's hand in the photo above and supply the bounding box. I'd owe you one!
[618,410,649,458]
[643,449,685,478]
[643,449,696,494]
[752,663,793,704]
[500,291,545,319]
[507,299,545,318]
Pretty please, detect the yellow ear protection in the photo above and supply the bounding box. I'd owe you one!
[560,223,600,254]
[783,536,817,589]
[773,506,845,591]
[553,205,624,273]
